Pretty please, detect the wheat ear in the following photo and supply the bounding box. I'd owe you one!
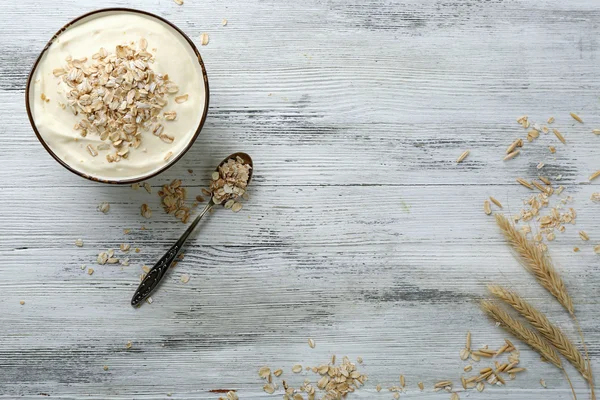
[495,214,574,313]
[495,214,595,398]
[481,300,577,399]
[481,300,562,368]
[488,285,589,380]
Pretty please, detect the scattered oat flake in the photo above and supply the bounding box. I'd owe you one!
[537,162,544,170]
[273,369,283,377]
[20,300,25,305]
[173,0,183,4]
[549,146,556,153]
[540,378,547,388]
[146,297,153,304]
[593,129,600,135]
[75,238,84,247]
[456,150,470,163]
[590,170,600,181]
[574,247,580,252]
[103,365,108,371]
[175,94,189,104]
[164,151,173,162]
[231,202,243,213]
[570,112,583,123]
[88,268,94,275]
[98,202,110,213]
[292,364,302,373]
[547,117,555,124]
[126,341,132,349]
[143,182,152,194]
[308,338,315,348]
[451,393,460,400]
[222,18,228,26]
[579,231,590,241]
[200,33,209,46]
[418,381,424,390]
[159,179,191,223]
[164,111,177,121]
[263,383,275,394]
[141,204,152,218]
[180,273,190,283]
[258,366,271,379]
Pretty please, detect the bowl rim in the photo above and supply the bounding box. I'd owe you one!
[25,7,210,185]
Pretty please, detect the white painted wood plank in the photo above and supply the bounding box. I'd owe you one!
[1,0,599,398]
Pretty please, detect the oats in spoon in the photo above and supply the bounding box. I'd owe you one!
[210,156,251,212]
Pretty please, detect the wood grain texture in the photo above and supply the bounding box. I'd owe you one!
[1,0,600,398]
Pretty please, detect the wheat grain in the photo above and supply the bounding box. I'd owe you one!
[506,139,523,154]
[489,196,503,208]
[539,176,551,185]
[488,285,589,380]
[570,112,583,123]
[516,178,534,190]
[531,180,551,195]
[553,129,566,144]
[484,200,492,215]
[495,214,574,313]
[504,150,520,161]
[457,150,470,163]
[590,170,600,182]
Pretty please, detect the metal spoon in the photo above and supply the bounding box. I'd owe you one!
[131,152,253,307]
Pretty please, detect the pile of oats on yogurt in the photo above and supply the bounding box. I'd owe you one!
[28,10,206,181]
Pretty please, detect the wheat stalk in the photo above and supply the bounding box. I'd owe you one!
[495,214,574,313]
[488,285,589,380]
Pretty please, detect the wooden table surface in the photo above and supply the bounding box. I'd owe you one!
[1,0,599,398]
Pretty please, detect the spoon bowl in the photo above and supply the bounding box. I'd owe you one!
[212,152,253,205]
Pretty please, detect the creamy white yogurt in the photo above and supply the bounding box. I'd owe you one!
[28,10,207,182]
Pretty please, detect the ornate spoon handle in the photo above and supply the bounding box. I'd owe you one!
[131,200,214,306]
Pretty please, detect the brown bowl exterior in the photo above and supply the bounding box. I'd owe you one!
[25,8,210,184]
